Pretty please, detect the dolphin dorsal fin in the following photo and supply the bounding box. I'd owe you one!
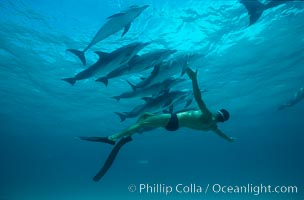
[94,51,110,59]
[142,97,154,104]
[107,13,125,19]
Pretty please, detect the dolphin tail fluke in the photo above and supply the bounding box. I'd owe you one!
[111,96,121,102]
[93,136,132,182]
[240,0,265,26]
[114,112,127,122]
[79,136,115,145]
[96,77,109,87]
[62,77,76,86]
[67,49,86,66]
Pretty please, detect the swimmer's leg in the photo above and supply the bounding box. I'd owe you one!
[108,113,170,141]
[108,122,142,141]
[108,113,155,141]
[136,112,155,122]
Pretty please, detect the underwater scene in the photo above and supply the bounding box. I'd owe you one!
[0,0,303,199]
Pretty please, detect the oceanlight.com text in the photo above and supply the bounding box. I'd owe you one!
[212,183,298,196]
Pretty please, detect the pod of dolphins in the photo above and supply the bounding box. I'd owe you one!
[62,1,303,182]
[62,1,302,121]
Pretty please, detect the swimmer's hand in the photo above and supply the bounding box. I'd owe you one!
[186,68,197,80]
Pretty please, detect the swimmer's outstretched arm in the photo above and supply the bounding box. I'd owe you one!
[186,68,212,116]
[213,128,234,142]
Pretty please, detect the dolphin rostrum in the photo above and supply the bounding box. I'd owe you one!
[67,5,149,65]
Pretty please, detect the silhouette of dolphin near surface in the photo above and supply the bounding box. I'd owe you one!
[67,5,149,65]
[240,0,301,26]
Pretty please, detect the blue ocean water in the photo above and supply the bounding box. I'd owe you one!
[0,0,304,199]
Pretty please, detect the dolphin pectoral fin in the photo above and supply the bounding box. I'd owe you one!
[120,57,129,64]
[185,98,193,108]
[121,23,131,37]
[79,136,115,145]
[181,64,189,76]
[93,136,132,182]
[96,77,109,87]
[114,112,127,122]
[152,64,161,75]
[62,77,76,86]
[142,97,154,104]
[107,12,125,19]
[111,96,121,102]
[94,51,110,60]
[67,49,86,66]
[162,100,173,108]
[126,80,137,91]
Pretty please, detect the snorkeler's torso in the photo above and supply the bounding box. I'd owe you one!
[177,110,217,131]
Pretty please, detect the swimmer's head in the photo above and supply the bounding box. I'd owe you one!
[216,109,230,122]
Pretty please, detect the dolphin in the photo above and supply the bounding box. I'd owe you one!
[115,89,191,122]
[240,0,299,26]
[127,49,177,72]
[62,42,149,85]
[95,49,177,86]
[67,5,149,65]
[111,77,185,101]
[129,52,204,89]
[278,87,304,110]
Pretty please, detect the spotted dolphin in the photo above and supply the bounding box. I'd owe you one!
[111,77,185,101]
[128,52,204,89]
[95,49,177,86]
[67,5,149,65]
[115,90,191,122]
[62,42,149,85]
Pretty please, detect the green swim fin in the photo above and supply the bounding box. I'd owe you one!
[93,136,133,181]
[79,136,115,145]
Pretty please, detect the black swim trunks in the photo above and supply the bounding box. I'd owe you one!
[165,113,179,131]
